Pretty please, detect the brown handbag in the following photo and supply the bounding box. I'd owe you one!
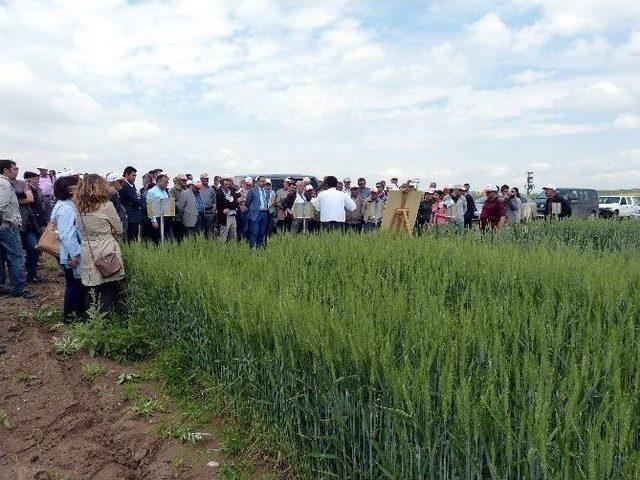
[78,214,122,278]
[36,222,60,257]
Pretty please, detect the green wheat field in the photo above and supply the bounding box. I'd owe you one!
[124,220,640,479]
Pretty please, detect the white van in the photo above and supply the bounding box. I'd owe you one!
[598,195,640,218]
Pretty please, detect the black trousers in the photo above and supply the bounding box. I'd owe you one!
[63,267,86,322]
[126,222,140,242]
[86,281,121,314]
[321,221,345,232]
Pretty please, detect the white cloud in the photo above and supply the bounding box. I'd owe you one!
[468,13,512,46]
[109,121,160,140]
[614,114,640,129]
[0,0,639,188]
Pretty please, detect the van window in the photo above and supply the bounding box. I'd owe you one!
[579,190,591,202]
[633,197,640,206]
[620,197,627,205]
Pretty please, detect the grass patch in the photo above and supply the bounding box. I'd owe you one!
[0,408,10,429]
[14,369,38,384]
[68,304,155,363]
[51,335,83,358]
[218,461,250,480]
[159,423,211,445]
[130,396,166,417]
[81,362,106,382]
[20,304,62,327]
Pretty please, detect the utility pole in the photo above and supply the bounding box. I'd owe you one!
[526,171,534,195]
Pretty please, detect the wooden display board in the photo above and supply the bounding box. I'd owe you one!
[146,197,176,217]
[293,202,317,219]
[380,188,422,234]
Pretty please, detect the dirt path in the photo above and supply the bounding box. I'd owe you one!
[0,268,249,480]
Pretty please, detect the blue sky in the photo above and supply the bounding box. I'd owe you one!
[1,0,639,189]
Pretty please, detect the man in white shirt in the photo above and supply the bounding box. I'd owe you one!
[311,176,357,231]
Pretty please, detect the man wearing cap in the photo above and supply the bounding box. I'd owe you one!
[479,185,506,231]
[216,176,239,242]
[121,166,143,242]
[264,178,278,235]
[106,172,128,241]
[542,184,571,218]
[199,173,217,238]
[21,171,47,283]
[463,183,476,228]
[0,160,35,298]
[244,176,270,248]
[177,180,201,238]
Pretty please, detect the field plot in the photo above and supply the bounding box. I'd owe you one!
[124,221,640,479]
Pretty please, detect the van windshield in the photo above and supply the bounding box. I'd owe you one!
[599,197,620,204]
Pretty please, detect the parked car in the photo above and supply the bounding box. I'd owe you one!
[233,174,320,191]
[598,195,640,218]
[534,188,598,218]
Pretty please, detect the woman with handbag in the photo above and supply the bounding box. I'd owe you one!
[74,174,125,313]
[49,175,86,322]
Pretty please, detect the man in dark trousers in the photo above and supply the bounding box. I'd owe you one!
[463,183,476,228]
[245,176,270,248]
[120,166,144,242]
[542,184,572,218]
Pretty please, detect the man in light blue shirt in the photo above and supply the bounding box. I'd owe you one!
[145,174,172,243]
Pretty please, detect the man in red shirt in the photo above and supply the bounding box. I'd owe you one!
[480,185,506,231]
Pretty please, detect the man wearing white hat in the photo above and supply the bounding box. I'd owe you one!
[479,185,506,231]
[199,172,217,238]
[542,184,572,218]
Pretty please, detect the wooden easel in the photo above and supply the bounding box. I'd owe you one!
[389,188,413,234]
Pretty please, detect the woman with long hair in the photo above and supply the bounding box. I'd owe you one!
[74,174,125,313]
[50,175,85,322]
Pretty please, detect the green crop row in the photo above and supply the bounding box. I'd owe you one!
[123,220,640,479]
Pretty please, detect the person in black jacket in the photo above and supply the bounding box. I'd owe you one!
[21,171,47,283]
[119,166,144,242]
[542,184,572,218]
[216,176,239,242]
[463,183,476,228]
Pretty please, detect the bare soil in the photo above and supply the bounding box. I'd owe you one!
[0,266,249,480]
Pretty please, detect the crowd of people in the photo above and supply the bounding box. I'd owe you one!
[0,159,572,322]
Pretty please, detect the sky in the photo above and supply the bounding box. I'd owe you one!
[1,0,639,190]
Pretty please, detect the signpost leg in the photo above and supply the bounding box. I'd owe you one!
[160,214,165,246]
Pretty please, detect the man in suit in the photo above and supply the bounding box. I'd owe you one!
[245,176,270,248]
[216,176,239,242]
[120,166,143,242]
